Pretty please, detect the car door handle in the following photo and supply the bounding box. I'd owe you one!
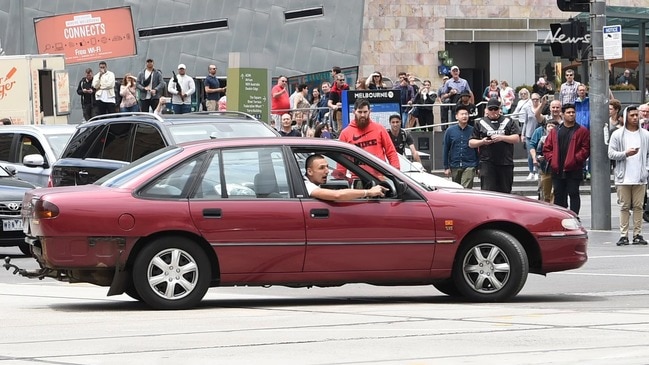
[203,208,222,218]
[78,170,88,176]
[310,208,329,219]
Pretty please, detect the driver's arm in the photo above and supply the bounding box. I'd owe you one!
[311,185,386,202]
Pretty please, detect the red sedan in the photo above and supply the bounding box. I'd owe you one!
[13,138,587,309]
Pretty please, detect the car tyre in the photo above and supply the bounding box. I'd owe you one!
[132,236,211,310]
[432,279,461,297]
[452,229,528,302]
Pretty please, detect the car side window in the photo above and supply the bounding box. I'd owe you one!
[220,147,289,199]
[90,123,133,161]
[191,152,222,200]
[131,124,166,161]
[139,153,206,199]
[0,133,14,161]
[18,135,45,163]
[63,125,103,158]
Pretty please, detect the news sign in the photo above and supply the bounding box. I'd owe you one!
[34,7,136,64]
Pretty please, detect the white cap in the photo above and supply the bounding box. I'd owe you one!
[177,64,186,69]
[450,65,459,71]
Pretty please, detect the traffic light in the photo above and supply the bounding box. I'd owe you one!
[549,19,587,61]
[557,0,589,12]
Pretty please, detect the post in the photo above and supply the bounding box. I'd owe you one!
[589,0,611,230]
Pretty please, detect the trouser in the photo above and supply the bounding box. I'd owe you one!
[206,100,218,111]
[81,103,94,121]
[552,176,582,215]
[139,98,160,113]
[617,184,646,238]
[95,101,115,115]
[451,167,476,189]
[479,162,514,193]
[172,104,192,114]
[538,171,553,203]
[524,140,536,174]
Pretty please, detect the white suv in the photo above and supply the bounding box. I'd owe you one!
[0,125,76,187]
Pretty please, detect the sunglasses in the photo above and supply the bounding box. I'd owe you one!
[487,107,500,111]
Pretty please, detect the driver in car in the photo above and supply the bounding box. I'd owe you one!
[305,154,387,201]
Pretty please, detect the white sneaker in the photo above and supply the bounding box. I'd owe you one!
[533,173,538,181]
[526,173,534,180]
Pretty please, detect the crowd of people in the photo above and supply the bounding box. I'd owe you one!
[76,59,228,121]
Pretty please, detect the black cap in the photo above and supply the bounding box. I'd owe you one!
[146,58,154,62]
[487,98,501,108]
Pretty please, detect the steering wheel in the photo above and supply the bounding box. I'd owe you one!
[378,181,394,198]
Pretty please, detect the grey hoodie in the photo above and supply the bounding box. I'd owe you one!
[608,107,649,184]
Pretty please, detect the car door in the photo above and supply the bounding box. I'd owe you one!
[294,148,436,273]
[188,146,306,277]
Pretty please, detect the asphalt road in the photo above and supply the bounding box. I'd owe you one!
[1,194,649,364]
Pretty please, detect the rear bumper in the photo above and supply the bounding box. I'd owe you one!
[30,235,130,269]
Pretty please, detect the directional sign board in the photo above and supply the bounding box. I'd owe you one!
[227,67,269,122]
[603,25,622,60]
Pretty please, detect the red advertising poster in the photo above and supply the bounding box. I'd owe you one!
[34,7,136,64]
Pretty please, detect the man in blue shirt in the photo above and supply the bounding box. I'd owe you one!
[204,64,225,111]
[443,105,479,188]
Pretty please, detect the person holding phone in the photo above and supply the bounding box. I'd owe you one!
[608,106,649,246]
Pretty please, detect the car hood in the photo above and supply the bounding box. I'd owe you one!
[404,171,463,189]
[0,184,35,200]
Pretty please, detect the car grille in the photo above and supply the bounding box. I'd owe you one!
[0,201,22,216]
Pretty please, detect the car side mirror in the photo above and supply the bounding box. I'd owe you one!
[23,154,45,168]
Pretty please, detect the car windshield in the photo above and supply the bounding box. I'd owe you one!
[168,121,277,144]
[97,146,182,188]
[46,133,75,158]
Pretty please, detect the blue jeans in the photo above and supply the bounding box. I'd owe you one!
[120,104,140,113]
[173,104,192,114]
[524,140,536,174]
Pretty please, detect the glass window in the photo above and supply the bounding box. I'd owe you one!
[220,147,289,199]
[192,153,222,200]
[19,135,45,162]
[99,123,133,162]
[0,133,14,161]
[64,125,104,158]
[131,124,166,160]
[98,146,181,188]
[139,152,206,199]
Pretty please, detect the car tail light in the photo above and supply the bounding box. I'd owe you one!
[47,174,53,188]
[34,199,59,219]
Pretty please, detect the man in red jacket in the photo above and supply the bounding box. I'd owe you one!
[542,103,590,215]
[337,98,400,177]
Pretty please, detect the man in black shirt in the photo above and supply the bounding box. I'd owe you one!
[387,114,420,162]
[468,98,521,193]
[76,68,96,121]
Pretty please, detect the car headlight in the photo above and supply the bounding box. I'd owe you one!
[561,217,582,230]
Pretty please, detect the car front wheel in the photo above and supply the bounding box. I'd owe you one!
[132,237,211,310]
[452,229,528,302]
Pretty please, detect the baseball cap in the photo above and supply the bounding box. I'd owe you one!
[450,66,459,71]
[146,58,154,63]
[178,64,186,70]
[487,98,501,109]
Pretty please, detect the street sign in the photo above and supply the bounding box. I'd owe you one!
[603,25,622,60]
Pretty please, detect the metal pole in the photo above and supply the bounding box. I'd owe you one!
[590,0,611,230]
[639,21,646,103]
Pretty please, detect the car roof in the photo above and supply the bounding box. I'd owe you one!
[177,136,355,151]
[0,124,78,135]
[80,111,265,128]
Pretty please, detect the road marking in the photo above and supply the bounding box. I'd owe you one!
[555,272,649,278]
[588,254,649,258]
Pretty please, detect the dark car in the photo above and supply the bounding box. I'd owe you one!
[49,111,279,186]
[10,138,588,310]
[0,165,35,255]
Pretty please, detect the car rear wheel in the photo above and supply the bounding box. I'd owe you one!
[452,229,528,302]
[132,236,211,310]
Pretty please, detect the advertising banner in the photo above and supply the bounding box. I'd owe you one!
[34,7,136,64]
[341,90,402,129]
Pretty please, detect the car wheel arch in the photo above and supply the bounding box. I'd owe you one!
[458,221,541,272]
[126,231,220,285]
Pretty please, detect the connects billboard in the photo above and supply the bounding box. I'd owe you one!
[34,7,137,64]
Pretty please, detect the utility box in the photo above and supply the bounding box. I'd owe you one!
[0,54,70,125]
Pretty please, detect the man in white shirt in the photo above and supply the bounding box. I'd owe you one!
[167,64,196,114]
[305,154,386,201]
[92,61,116,115]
